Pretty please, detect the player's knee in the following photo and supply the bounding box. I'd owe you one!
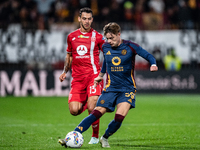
[69,108,80,116]
[87,105,95,113]
[69,102,82,116]
[70,110,79,116]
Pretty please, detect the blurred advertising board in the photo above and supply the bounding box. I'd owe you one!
[0,70,199,96]
[135,70,200,94]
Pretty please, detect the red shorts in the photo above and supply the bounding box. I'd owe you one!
[68,74,103,106]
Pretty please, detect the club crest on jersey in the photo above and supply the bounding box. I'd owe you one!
[112,56,121,66]
[121,49,127,55]
[76,45,87,55]
[100,100,105,104]
[78,35,89,38]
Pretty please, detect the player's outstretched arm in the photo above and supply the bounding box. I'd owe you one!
[94,72,105,87]
[150,65,158,72]
[59,53,72,82]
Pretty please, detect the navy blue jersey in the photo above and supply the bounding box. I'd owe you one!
[101,40,156,92]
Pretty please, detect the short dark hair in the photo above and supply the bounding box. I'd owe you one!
[103,22,121,36]
[79,7,93,17]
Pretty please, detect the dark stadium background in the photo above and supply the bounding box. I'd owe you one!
[0,1,200,149]
[0,0,200,96]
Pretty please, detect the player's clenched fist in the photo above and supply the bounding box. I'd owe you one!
[150,65,158,72]
[94,76,103,87]
[59,73,66,82]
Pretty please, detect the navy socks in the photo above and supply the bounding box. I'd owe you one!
[74,110,102,133]
[103,114,125,139]
[74,110,125,140]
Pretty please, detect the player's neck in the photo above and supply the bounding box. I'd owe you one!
[118,39,122,46]
[80,27,91,33]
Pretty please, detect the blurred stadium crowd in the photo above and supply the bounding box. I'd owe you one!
[0,0,200,31]
[0,0,200,71]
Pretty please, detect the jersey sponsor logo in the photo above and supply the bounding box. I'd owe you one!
[112,56,121,66]
[78,35,89,38]
[106,51,111,55]
[121,49,127,55]
[91,36,96,42]
[75,56,90,58]
[76,45,88,56]
[111,66,124,72]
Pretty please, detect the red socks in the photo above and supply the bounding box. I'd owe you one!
[91,119,100,138]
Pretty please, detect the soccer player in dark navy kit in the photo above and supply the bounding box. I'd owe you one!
[73,22,158,148]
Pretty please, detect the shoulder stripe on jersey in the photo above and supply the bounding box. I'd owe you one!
[90,31,97,74]
[123,40,140,47]
[105,73,111,89]
[123,40,139,54]
[131,69,137,89]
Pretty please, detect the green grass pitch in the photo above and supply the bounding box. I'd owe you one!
[0,94,200,150]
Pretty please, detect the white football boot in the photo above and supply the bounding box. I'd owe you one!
[100,136,110,148]
[88,137,99,144]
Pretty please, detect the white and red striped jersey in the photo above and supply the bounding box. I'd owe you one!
[66,28,105,78]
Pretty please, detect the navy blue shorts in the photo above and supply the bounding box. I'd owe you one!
[96,91,136,112]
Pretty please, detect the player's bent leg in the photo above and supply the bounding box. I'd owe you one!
[101,102,131,147]
[115,102,131,117]
[100,114,124,148]
[74,109,102,134]
[68,92,88,115]
[87,95,99,113]
[74,107,106,134]
[103,114,125,139]
[69,101,83,116]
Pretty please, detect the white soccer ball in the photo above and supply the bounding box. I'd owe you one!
[65,131,84,148]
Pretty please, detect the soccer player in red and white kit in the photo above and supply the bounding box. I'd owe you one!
[59,7,105,146]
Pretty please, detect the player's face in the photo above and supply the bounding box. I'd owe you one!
[78,12,93,32]
[106,32,121,47]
